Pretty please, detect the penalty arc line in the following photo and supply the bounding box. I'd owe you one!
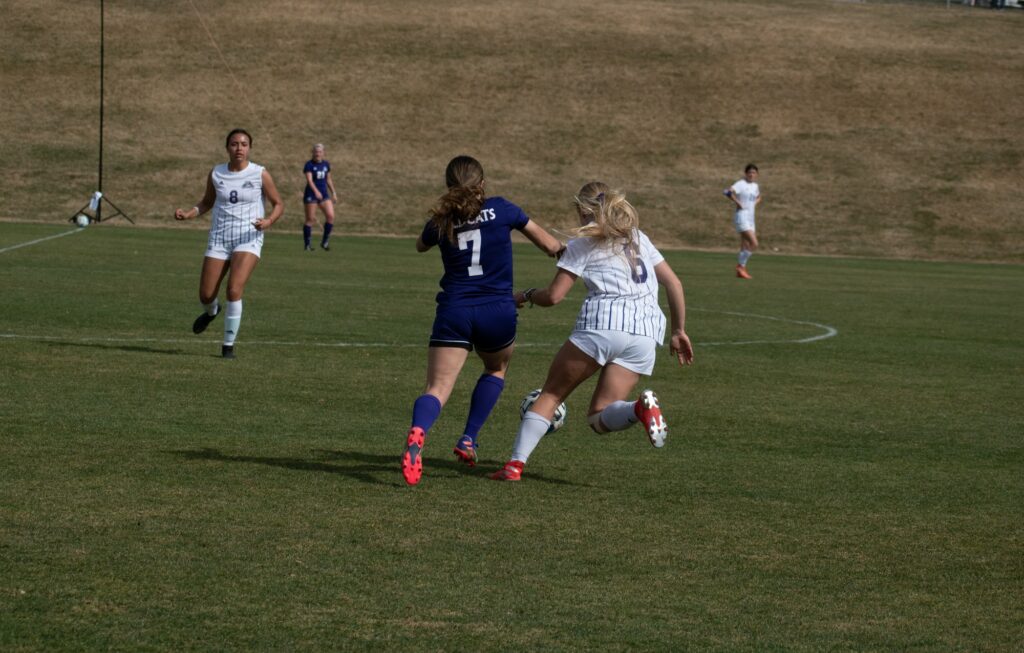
[0,228,83,254]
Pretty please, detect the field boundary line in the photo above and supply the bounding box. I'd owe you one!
[692,309,838,346]
[0,228,82,254]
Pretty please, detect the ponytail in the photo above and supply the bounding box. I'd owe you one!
[429,155,486,245]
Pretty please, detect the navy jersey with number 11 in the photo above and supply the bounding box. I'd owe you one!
[420,196,530,307]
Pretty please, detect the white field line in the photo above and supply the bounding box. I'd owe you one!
[0,228,82,254]
[0,310,837,349]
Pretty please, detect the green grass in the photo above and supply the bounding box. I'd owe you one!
[1,222,1021,651]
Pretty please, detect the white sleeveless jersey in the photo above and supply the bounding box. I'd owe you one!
[207,162,266,250]
[557,229,667,343]
[730,179,760,220]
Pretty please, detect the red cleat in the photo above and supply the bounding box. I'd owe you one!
[634,390,668,448]
[489,460,524,481]
[736,264,752,279]
[402,426,426,486]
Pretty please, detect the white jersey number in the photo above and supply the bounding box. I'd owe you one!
[458,229,483,277]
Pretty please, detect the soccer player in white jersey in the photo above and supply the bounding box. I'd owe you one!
[174,128,284,358]
[724,163,762,279]
[490,182,694,482]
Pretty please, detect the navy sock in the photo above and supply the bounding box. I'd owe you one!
[303,225,312,247]
[322,222,333,245]
[462,374,505,444]
[411,394,442,433]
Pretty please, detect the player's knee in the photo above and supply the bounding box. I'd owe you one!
[587,412,609,434]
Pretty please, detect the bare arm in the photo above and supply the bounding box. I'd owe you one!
[521,219,565,258]
[305,171,322,199]
[174,171,216,220]
[654,261,694,365]
[253,170,284,231]
[514,268,577,308]
[326,171,337,199]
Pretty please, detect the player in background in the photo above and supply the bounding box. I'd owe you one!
[302,143,338,251]
[490,182,694,482]
[724,163,762,279]
[402,155,564,486]
[174,128,284,359]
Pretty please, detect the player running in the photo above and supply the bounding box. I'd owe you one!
[174,128,284,359]
[302,143,338,251]
[401,155,564,486]
[724,163,762,279]
[490,182,694,482]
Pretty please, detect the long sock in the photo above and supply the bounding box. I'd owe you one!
[411,394,442,433]
[202,298,219,317]
[511,411,551,463]
[597,400,640,432]
[303,225,312,248]
[738,249,752,267]
[223,299,242,346]
[322,222,334,245]
[462,374,505,444]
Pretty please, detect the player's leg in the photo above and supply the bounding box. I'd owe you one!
[402,345,470,485]
[491,340,599,481]
[586,333,666,447]
[737,229,757,278]
[219,251,259,358]
[193,255,229,334]
[320,199,335,250]
[303,201,317,251]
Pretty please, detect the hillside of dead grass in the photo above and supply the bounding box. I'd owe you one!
[2,0,1021,261]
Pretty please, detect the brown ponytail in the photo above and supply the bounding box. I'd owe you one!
[429,155,486,244]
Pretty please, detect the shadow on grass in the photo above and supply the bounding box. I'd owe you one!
[168,447,584,487]
[49,341,188,356]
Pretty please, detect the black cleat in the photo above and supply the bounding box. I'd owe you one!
[193,310,218,334]
[221,345,235,359]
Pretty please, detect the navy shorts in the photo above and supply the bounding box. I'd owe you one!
[429,300,517,352]
[304,188,331,204]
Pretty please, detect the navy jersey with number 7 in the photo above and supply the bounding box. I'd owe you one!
[420,196,530,307]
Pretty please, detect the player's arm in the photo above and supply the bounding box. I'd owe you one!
[305,171,322,199]
[727,186,744,210]
[515,269,577,308]
[521,219,565,258]
[254,170,284,231]
[326,171,337,199]
[654,261,694,366]
[174,171,216,220]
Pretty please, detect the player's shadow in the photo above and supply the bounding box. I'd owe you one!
[49,341,188,356]
[169,447,583,487]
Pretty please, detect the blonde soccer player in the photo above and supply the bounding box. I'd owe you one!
[724,163,762,279]
[174,128,284,359]
[302,143,338,251]
[490,182,694,482]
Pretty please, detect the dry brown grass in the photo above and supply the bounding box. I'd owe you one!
[2,0,1021,261]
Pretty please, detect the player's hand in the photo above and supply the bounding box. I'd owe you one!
[670,329,694,366]
[252,218,273,232]
[314,190,323,200]
[513,291,528,308]
[174,208,189,221]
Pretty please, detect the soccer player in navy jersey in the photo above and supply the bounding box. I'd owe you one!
[302,143,338,251]
[489,182,694,481]
[401,155,564,486]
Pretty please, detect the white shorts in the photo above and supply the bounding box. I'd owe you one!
[569,329,658,376]
[734,213,756,234]
[204,231,264,260]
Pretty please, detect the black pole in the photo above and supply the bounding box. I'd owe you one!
[97,0,104,223]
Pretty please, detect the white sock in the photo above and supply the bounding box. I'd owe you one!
[223,299,242,346]
[203,298,219,317]
[597,400,640,432]
[738,250,752,266]
[510,411,551,463]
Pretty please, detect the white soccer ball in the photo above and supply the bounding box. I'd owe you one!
[520,388,567,433]
[75,214,90,227]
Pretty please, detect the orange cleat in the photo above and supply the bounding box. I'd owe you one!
[402,426,426,486]
[489,460,524,481]
[736,264,752,279]
[453,436,477,467]
[634,390,668,448]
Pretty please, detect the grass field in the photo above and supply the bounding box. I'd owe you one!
[3,0,1023,262]
[1,222,1021,651]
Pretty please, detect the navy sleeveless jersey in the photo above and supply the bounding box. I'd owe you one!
[420,196,530,306]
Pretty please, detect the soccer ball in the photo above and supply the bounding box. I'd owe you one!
[520,388,567,433]
[75,214,90,227]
